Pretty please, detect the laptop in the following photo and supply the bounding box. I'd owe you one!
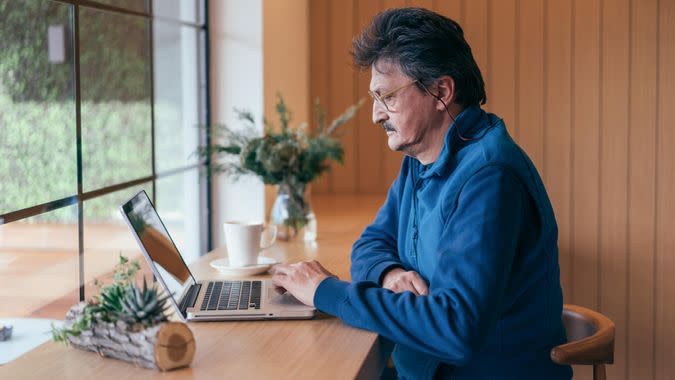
[119,190,316,322]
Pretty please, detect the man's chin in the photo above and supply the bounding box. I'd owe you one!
[389,139,417,156]
[387,134,413,154]
[389,142,408,154]
[386,135,399,151]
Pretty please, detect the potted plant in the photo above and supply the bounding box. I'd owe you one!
[51,255,195,371]
[197,94,363,240]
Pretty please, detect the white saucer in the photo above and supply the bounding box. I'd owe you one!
[209,256,278,276]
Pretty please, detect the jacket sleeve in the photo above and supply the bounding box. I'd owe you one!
[316,165,528,364]
[349,171,406,285]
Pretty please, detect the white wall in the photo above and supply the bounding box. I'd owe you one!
[209,0,264,247]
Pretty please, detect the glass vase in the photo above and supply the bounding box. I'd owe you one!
[270,181,317,241]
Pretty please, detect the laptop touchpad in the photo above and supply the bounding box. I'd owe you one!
[269,292,306,306]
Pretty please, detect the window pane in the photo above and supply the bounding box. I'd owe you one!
[154,0,201,24]
[83,184,154,299]
[0,205,78,319]
[0,1,76,214]
[89,0,148,14]
[154,21,201,173]
[79,8,152,192]
[156,169,204,264]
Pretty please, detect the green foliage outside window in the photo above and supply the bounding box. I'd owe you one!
[0,0,148,103]
[0,0,160,221]
[0,91,153,219]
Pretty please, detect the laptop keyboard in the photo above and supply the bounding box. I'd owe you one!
[200,281,262,311]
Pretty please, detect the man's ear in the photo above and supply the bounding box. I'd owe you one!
[434,76,456,111]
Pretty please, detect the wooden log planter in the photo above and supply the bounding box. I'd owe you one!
[64,303,195,371]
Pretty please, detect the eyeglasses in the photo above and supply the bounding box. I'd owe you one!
[368,80,419,112]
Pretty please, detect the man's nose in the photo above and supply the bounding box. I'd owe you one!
[372,101,388,125]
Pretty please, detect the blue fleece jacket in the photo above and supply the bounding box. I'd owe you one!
[313,106,573,379]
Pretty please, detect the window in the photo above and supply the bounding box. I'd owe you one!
[0,0,209,320]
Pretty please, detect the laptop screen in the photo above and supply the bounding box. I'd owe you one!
[120,190,195,306]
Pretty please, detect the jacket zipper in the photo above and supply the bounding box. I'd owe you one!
[411,166,422,268]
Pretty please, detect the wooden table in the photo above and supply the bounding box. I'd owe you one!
[0,195,391,380]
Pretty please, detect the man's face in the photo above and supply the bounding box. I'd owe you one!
[369,60,441,158]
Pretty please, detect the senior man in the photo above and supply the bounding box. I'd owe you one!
[271,7,572,380]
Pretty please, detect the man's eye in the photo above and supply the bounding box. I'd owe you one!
[382,94,394,101]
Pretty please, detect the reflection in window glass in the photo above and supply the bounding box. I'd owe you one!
[154,21,200,173]
[156,169,203,264]
[79,8,152,192]
[122,190,192,300]
[83,184,154,299]
[0,205,78,319]
[0,1,77,214]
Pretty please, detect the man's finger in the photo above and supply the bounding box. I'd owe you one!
[396,278,419,295]
[406,281,421,296]
[270,264,290,275]
[411,275,429,296]
[271,272,288,288]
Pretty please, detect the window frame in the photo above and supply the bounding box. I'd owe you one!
[0,0,213,302]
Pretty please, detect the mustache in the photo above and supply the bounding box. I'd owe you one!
[380,122,396,132]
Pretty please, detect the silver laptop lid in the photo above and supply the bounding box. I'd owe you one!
[120,190,196,318]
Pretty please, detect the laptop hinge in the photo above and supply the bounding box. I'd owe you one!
[179,283,202,316]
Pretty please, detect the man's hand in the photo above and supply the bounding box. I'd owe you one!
[382,268,429,295]
[270,260,337,307]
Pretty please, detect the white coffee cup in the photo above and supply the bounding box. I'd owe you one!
[223,221,277,267]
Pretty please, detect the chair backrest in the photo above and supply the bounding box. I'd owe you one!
[550,304,615,380]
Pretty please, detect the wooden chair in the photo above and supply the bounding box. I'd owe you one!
[550,304,615,380]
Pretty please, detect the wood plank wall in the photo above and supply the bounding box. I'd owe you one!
[307,1,675,379]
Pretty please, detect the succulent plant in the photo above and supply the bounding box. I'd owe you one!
[116,277,171,328]
[87,255,142,321]
[0,324,13,341]
[93,284,126,320]
[52,255,171,343]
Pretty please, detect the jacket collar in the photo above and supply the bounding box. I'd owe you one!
[418,105,486,179]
